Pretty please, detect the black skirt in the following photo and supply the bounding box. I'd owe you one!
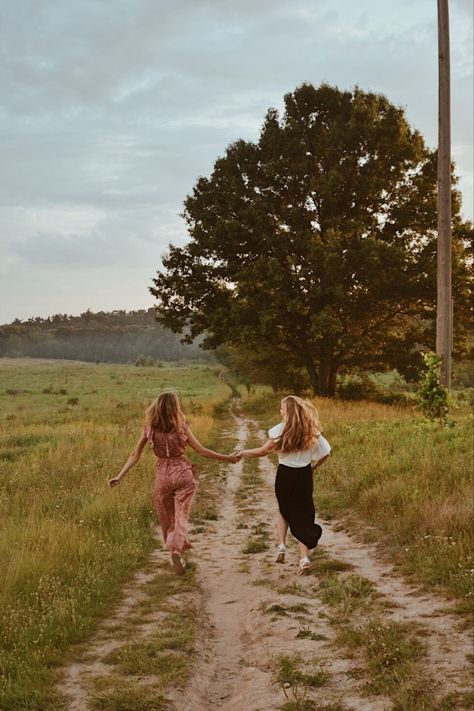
[275,463,322,550]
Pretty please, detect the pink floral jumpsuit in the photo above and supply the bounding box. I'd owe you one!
[144,426,197,554]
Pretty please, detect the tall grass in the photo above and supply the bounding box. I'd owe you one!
[243,392,474,609]
[0,360,230,710]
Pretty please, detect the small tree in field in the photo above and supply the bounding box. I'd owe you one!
[418,352,449,422]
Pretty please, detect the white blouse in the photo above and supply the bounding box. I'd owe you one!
[268,421,331,468]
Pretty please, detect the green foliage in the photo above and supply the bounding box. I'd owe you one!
[151,82,472,396]
[453,355,474,388]
[0,308,208,364]
[417,352,449,422]
[217,343,309,394]
[455,388,474,410]
[337,373,383,401]
[337,372,415,406]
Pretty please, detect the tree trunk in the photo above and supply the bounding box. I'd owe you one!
[317,361,331,396]
[305,359,319,395]
[436,0,452,388]
[306,360,338,397]
[328,366,338,397]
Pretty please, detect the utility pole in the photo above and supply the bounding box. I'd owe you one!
[436,0,452,388]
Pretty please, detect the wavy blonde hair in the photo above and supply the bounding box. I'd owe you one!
[275,395,321,454]
[146,391,186,433]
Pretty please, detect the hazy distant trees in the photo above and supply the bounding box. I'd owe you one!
[0,309,209,363]
[151,83,472,396]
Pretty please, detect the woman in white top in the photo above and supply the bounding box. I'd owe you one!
[239,395,331,575]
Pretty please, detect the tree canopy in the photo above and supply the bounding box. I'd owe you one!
[151,83,472,395]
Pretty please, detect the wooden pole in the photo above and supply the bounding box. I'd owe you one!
[436,0,452,388]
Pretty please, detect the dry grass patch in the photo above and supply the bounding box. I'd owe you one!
[437,690,474,710]
[277,582,310,597]
[337,618,433,710]
[272,653,328,709]
[318,574,379,619]
[295,626,327,642]
[260,601,310,618]
[242,522,271,554]
[90,675,169,711]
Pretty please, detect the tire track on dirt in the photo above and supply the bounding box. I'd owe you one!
[321,521,474,703]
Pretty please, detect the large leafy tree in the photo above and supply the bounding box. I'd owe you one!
[151,83,471,396]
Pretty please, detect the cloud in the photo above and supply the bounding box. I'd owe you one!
[3,204,183,265]
[0,0,472,322]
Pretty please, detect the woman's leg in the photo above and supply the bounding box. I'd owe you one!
[154,486,174,549]
[276,511,289,546]
[298,541,310,559]
[166,479,196,554]
[279,464,322,553]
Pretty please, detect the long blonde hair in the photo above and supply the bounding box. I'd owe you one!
[145,391,186,433]
[275,395,321,454]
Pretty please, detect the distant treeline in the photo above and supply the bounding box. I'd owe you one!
[0,309,210,364]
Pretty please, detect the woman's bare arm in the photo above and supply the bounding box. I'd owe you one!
[239,439,276,458]
[312,454,330,469]
[109,431,148,487]
[185,426,240,463]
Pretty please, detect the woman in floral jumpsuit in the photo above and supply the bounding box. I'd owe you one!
[109,391,239,574]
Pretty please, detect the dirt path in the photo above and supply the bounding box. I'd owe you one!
[58,409,473,711]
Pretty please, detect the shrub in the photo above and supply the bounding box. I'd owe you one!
[337,373,415,407]
[135,354,152,367]
[134,354,162,367]
[417,352,449,423]
[336,374,382,401]
[453,359,474,388]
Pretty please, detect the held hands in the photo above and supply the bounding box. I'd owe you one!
[228,451,242,463]
[229,449,252,462]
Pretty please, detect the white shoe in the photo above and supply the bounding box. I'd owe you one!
[275,543,286,563]
[297,556,311,575]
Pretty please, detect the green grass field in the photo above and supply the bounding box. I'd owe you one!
[0,359,230,710]
[1,359,472,709]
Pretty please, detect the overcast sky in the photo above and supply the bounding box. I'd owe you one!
[1,0,472,324]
